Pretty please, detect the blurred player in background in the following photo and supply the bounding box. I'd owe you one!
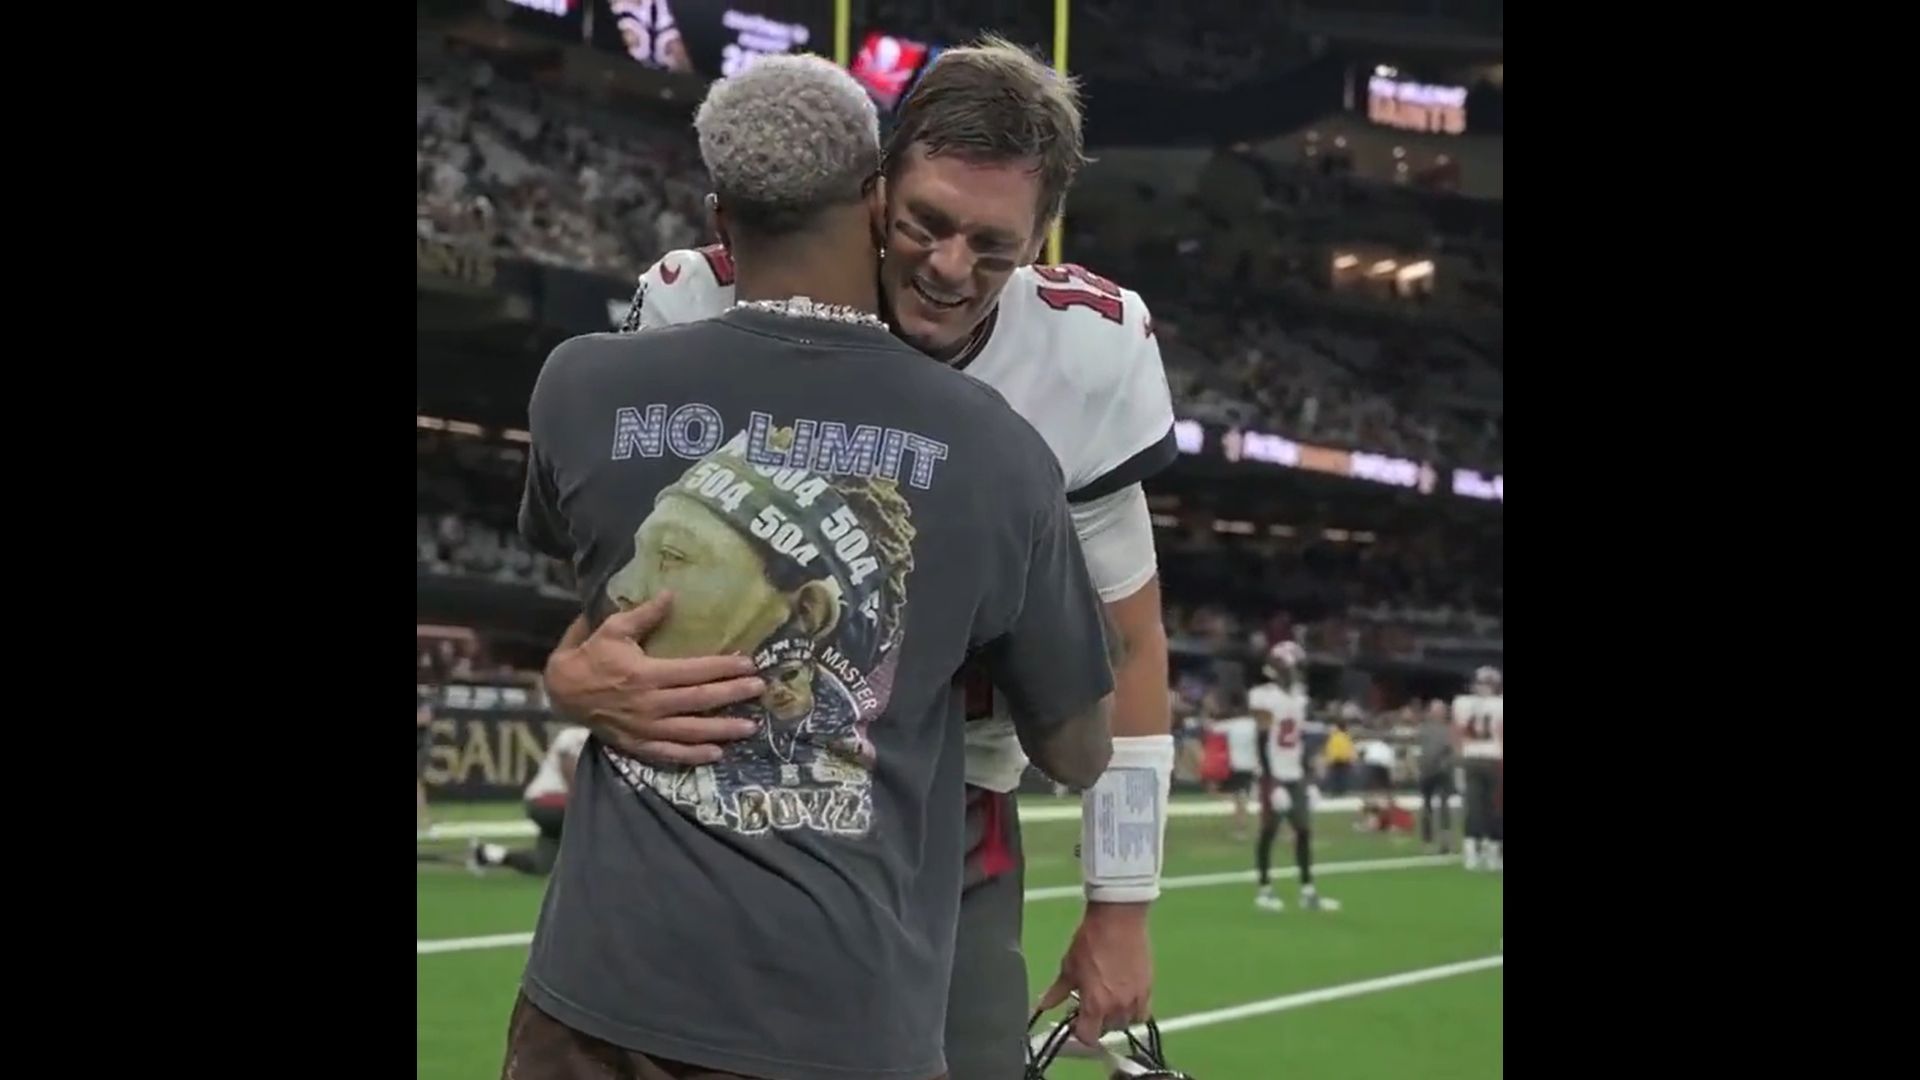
[1354,734,1407,833]
[1198,710,1231,792]
[551,35,1178,1069]
[1322,713,1357,795]
[468,724,588,877]
[417,689,435,835]
[1250,642,1338,912]
[1453,666,1504,871]
[1209,689,1259,838]
[1416,699,1455,854]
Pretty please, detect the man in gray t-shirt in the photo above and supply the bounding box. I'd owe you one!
[500,56,1115,1080]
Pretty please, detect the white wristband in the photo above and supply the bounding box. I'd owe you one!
[1081,734,1174,903]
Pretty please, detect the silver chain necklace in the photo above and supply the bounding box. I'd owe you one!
[733,295,887,331]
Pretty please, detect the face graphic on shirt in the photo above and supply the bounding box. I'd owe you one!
[598,430,919,838]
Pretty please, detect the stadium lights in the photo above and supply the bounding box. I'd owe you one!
[1324,528,1352,541]
[1370,259,1399,275]
[1334,254,1360,270]
[1212,520,1257,535]
[417,415,448,430]
[503,428,532,443]
[1395,261,1435,282]
[445,420,486,437]
[1150,514,1181,529]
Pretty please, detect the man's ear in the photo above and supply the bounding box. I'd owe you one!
[1022,221,1053,267]
[792,580,842,640]
[866,174,889,251]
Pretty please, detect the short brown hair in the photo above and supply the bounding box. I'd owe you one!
[883,34,1091,232]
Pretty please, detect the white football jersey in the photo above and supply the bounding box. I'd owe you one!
[628,247,1178,792]
[1216,716,1259,773]
[1452,693,1503,760]
[1250,681,1309,781]
[525,725,590,801]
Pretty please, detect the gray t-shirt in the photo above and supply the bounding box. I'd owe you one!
[516,308,1114,1080]
[1418,718,1454,778]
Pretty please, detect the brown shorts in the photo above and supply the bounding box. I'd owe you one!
[501,992,948,1080]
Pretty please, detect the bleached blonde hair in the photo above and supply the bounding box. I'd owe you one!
[694,54,881,236]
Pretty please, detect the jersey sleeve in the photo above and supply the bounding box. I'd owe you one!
[1247,684,1278,718]
[970,415,1115,734]
[1067,483,1157,603]
[1064,286,1178,503]
[625,245,734,331]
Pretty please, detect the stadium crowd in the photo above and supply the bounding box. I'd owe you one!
[416,50,1503,472]
[862,0,1309,91]
[417,422,1501,687]
[417,61,705,276]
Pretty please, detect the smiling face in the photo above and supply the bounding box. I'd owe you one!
[880,143,1046,357]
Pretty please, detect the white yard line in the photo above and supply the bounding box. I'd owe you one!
[416,854,1460,955]
[1040,954,1505,1070]
[420,794,1411,841]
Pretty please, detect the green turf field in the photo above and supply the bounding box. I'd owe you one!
[418,797,1502,1078]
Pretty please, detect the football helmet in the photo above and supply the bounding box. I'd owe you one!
[1027,1007,1194,1079]
[1472,666,1503,695]
[1262,640,1306,682]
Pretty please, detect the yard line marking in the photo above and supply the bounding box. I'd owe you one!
[1037,954,1505,1067]
[1019,854,1451,901]
[416,931,540,956]
[420,794,1416,841]
[416,854,1461,955]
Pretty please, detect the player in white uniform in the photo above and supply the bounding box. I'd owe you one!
[468,725,590,876]
[539,38,1176,1072]
[1452,666,1504,871]
[1249,642,1339,912]
[1208,691,1260,836]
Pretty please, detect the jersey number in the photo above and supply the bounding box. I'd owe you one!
[1034,263,1124,324]
[1275,718,1300,749]
[1469,715,1496,740]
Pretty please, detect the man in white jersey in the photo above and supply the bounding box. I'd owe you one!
[1452,666,1504,871]
[1208,690,1260,837]
[1249,642,1339,912]
[538,36,1177,1072]
[468,724,590,876]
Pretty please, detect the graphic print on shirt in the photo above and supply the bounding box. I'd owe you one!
[601,426,918,839]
